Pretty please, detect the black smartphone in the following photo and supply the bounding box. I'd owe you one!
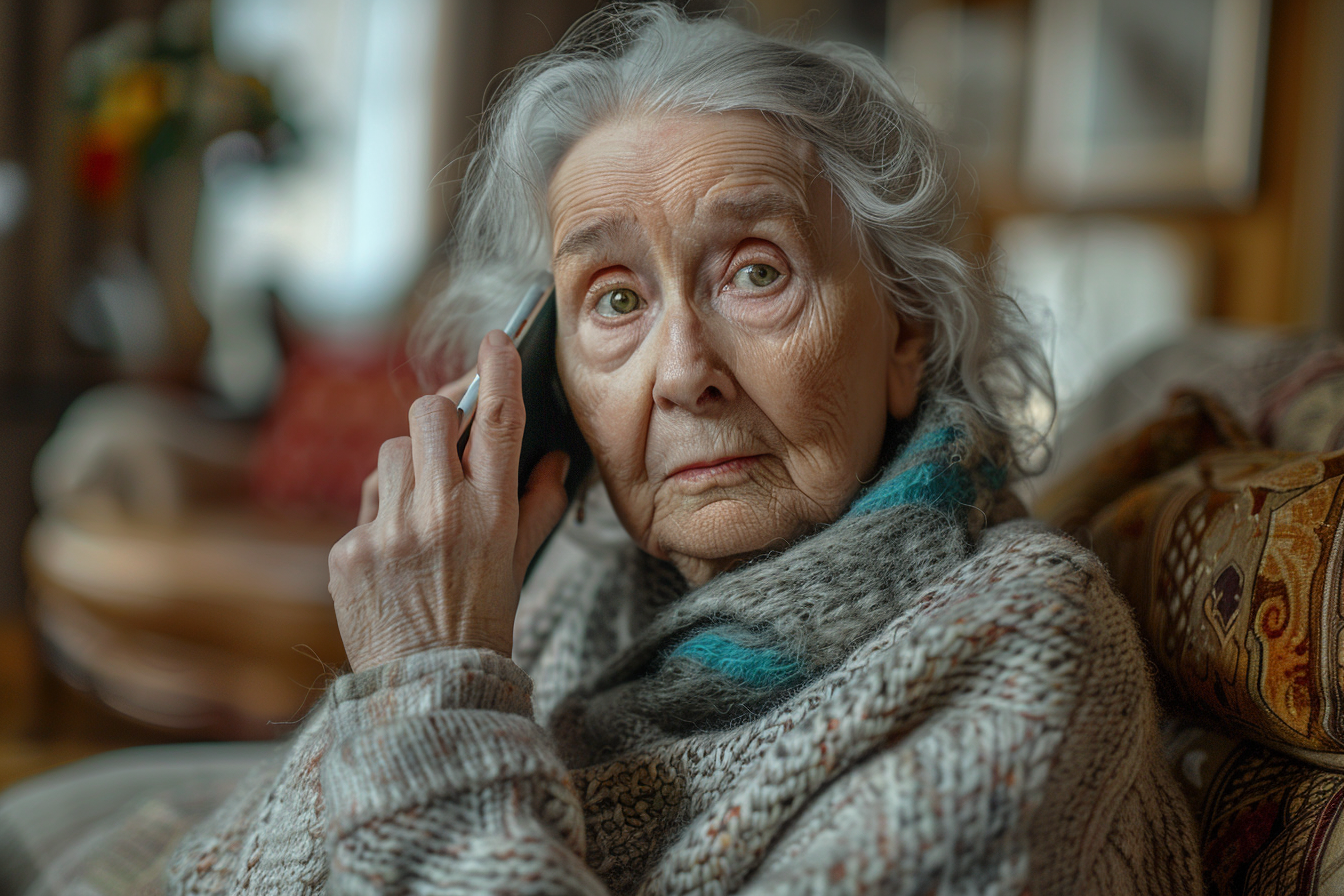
[455,278,594,504]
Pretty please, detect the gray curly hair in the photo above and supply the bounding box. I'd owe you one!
[411,2,1053,474]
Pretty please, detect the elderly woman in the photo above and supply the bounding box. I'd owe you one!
[15,5,1201,894]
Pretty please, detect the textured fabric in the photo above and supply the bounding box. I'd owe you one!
[1039,325,1344,501]
[146,395,1202,894]
[1040,370,1344,764]
[2,400,1201,893]
[1039,333,1344,542]
[0,744,274,896]
[1201,740,1344,896]
[544,401,1010,763]
[1161,718,1344,896]
[153,527,1199,896]
[1089,442,1344,764]
[1036,390,1257,541]
[1030,334,1344,896]
[1256,348,1344,452]
[1038,340,1344,767]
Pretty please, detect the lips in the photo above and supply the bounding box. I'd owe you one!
[667,455,761,480]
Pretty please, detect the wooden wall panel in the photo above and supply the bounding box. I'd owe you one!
[956,0,1343,331]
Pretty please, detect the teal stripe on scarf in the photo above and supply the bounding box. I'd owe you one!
[669,632,808,690]
[849,461,976,515]
[849,423,1006,516]
[976,457,1008,492]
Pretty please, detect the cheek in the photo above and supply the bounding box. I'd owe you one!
[828,304,893,434]
[558,348,651,496]
[780,307,878,419]
[746,292,890,474]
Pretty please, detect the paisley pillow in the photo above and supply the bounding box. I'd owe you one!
[1088,445,1344,764]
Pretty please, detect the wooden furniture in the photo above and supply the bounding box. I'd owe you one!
[22,497,346,742]
[0,613,183,793]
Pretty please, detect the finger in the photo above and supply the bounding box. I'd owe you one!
[436,367,477,404]
[376,436,414,516]
[408,393,461,501]
[466,330,525,492]
[357,469,380,525]
[514,451,571,583]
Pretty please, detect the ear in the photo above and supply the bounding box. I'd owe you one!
[886,311,926,420]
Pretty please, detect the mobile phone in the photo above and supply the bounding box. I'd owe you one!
[455,277,594,504]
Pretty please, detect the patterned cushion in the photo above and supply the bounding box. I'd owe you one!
[1036,335,1344,893]
[1087,443,1344,764]
[1259,351,1344,452]
[1165,719,1344,896]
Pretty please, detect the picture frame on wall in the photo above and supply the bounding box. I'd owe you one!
[1022,0,1271,208]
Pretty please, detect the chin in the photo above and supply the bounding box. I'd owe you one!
[654,498,814,584]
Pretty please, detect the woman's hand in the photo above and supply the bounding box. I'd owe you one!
[329,330,571,672]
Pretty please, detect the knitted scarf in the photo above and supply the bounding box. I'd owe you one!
[550,395,1015,764]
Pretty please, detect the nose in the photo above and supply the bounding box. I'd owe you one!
[649,294,736,414]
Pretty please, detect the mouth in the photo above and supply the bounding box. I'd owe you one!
[667,455,763,486]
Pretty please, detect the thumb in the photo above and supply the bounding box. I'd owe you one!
[514,451,572,582]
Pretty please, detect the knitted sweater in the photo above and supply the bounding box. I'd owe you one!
[155,515,1200,894]
[148,399,1201,895]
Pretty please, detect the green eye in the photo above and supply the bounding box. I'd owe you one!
[733,263,781,289]
[595,287,641,317]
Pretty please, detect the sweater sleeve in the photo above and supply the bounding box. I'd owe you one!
[319,647,608,894]
[165,648,609,895]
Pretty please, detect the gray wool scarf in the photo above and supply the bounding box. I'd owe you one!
[550,396,1016,764]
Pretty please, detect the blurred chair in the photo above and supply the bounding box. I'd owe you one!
[22,334,418,739]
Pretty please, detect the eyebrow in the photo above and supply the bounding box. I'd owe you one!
[706,191,820,248]
[703,192,811,228]
[553,214,642,263]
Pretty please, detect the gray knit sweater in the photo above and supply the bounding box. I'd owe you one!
[154,515,1200,895]
[146,401,1201,893]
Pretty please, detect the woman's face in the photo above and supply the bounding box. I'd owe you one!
[549,111,923,585]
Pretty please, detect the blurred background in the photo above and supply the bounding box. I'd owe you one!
[0,0,1340,784]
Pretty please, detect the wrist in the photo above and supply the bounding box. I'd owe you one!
[331,646,533,722]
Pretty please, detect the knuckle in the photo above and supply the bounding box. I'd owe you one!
[330,531,373,573]
[379,436,412,464]
[481,393,525,435]
[410,393,450,423]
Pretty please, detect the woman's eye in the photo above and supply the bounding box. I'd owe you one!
[595,287,642,317]
[732,263,782,289]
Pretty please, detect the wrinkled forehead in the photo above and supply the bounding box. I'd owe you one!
[546,110,832,253]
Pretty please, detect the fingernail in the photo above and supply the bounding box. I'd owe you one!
[486,329,511,349]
